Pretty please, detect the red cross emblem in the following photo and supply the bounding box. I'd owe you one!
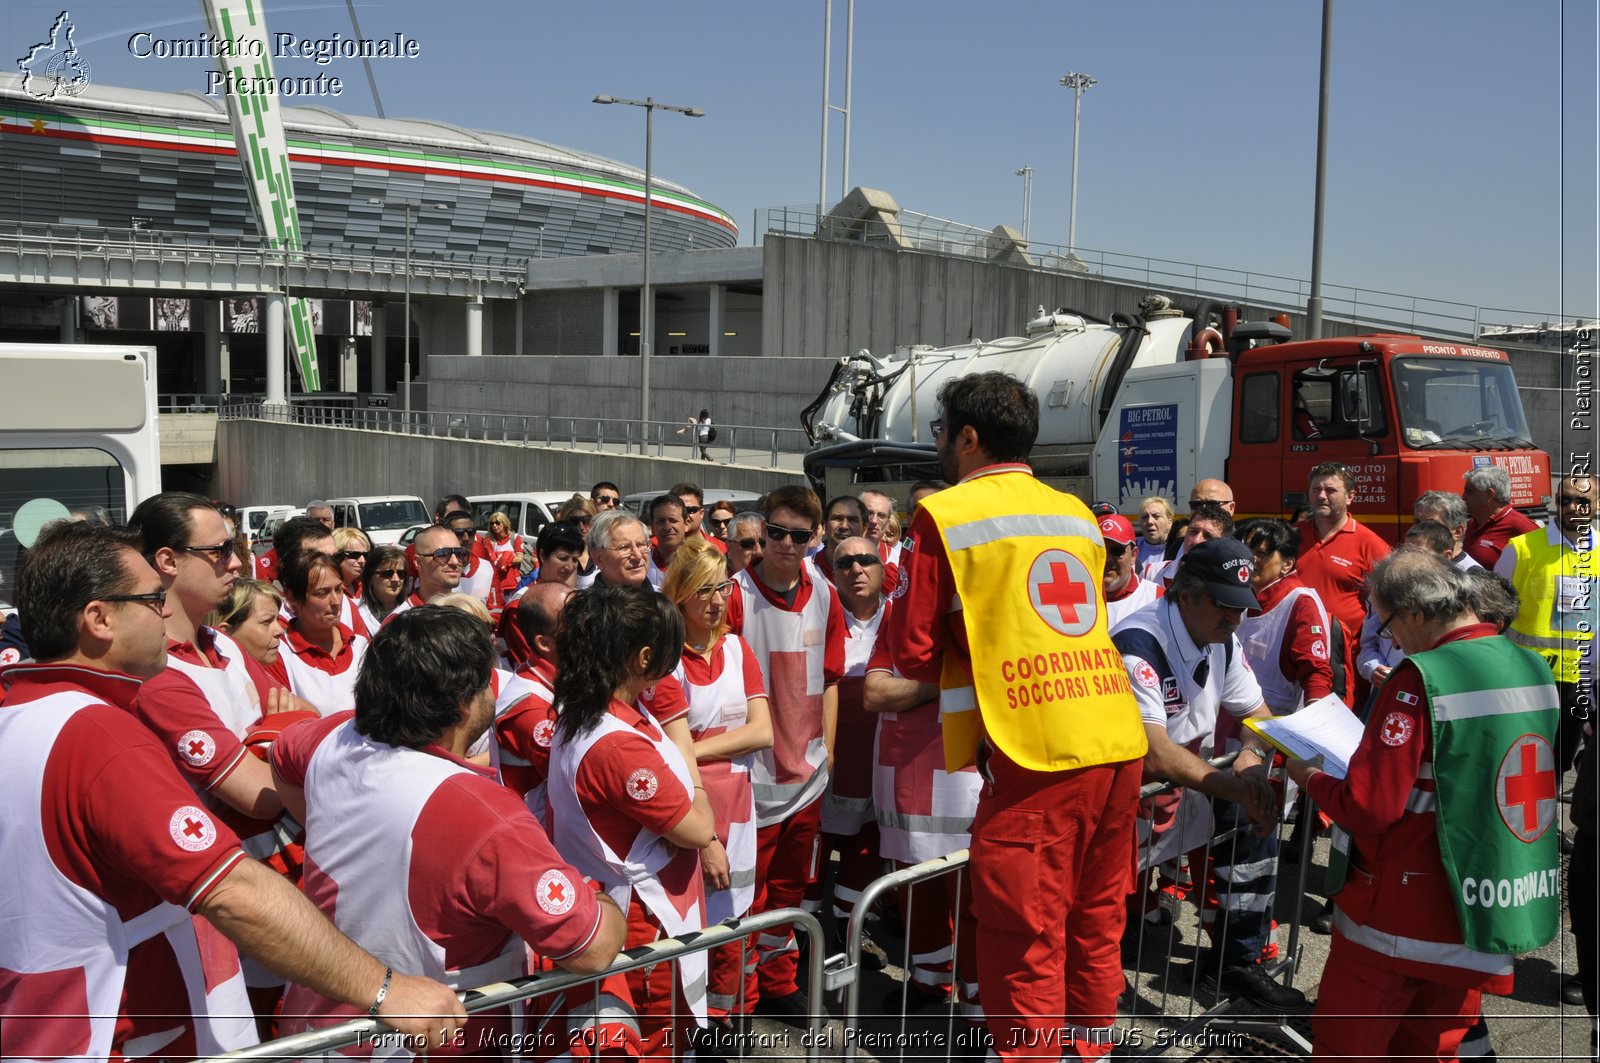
[627,768,659,801]
[178,729,215,767]
[168,805,216,852]
[537,869,576,915]
[1027,550,1099,637]
[532,717,555,749]
[1497,733,1558,842]
[1380,712,1414,747]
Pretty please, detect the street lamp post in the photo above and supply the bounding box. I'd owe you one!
[593,94,704,435]
[368,196,448,431]
[1015,165,1035,242]
[1059,71,1096,255]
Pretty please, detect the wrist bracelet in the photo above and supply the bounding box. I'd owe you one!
[367,965,393,1018]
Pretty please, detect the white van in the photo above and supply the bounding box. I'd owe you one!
[238,505,298,548]
[467,491,585,538]
[326,495,430,546]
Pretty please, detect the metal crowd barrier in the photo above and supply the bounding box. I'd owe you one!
[200,908,826,1062]
[830,754,1316,1061]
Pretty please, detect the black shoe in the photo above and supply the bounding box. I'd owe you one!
[1308,900,1334,935]
[1564,974,1587,1006]
[692,1017,740,1062]
[753,989,810,1028]
[881,982,947,1014]
[1198,960,1308,1012]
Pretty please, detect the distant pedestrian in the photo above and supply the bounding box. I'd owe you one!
[677,409,714,461]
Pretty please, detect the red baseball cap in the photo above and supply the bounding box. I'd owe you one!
[1097,514,1137,547]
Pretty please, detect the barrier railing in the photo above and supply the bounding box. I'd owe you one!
[218,400,810,470]
[832,753,1316,1061]
[200,907,827,1062]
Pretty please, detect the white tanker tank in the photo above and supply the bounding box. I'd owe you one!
[800,294,1273,497]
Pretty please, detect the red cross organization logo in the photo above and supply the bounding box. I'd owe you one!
[0,647,19,666]
[536,869,576,915]
[1133,661,1160,689]
[169,806,217,852]
[1379,712,1414,747]
[627,768,659,801]
[532,718,556,749]
[178,729,216,767]
[1026,550,1099,637]
[1496,733,1558,842]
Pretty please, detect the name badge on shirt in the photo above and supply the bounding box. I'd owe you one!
[1557,575,1591,614]
[803,628,824,647]
[720,701,748,725]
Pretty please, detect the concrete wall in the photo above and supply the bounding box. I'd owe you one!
[524,289,608,358]
[214,420,804,508]
[159,412,218,465]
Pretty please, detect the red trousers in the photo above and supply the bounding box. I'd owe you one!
[1311,932,1481,1062]
[748,797,822,999]
[806,822,882,919]
[624,893,697,1062]
[970,751,1140,1062]
[893,858,976,999]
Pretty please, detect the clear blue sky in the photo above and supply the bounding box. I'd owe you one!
[8,1,1596,324]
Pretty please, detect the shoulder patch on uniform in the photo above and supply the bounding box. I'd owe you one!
[1380,711,1415,747]
[1311,639,1327,660]
[178,729,216,767]
[627,768,659,801]
[537,869,576,915]
[1393,690,1419,706]
[1133,660,1160,689]
[169,806,218,852]
[532,717,555,749]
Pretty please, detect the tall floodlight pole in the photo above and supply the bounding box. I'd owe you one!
[593,94,704,433]
[1016,166,1036,241]
[1059,72,1096,255]
[1306,0,1333,339]
[369,196,449,431]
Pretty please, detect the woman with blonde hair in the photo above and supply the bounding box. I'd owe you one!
[1138,496,1175,573]
[660,538,772,1032]
[214,578,287,668]
[556,495,599,586]
[331,526,373,636]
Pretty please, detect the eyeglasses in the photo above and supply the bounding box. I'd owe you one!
[835,553,882,569]
[425,547,471,561]
[178,542,235,563]
[765,524,812,544]
[735,537,765,550]
[334,550,366,562]
[693,579,737,600]
[929,418,945,438]
[374,568,405,580]
[592,494,620,506]
[683,505,704,517]
[100,588,167,610]
[570,515,594,526]
[1376,610,1396,641]
[1559,495,1593,509]
[604,541,649,557]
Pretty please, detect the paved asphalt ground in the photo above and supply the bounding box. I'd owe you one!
[728,775,1594,1061]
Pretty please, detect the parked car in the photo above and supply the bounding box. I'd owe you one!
[466,491,586,538]
[238,505,299,548]
[326,495,430,546]
[625,488,763,521]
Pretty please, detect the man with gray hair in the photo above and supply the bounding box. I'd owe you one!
[725,512,766,576]
[1287,548,1559,1058]
[305,500,334,531]
[1414,490,1482,571]
[1462,466,1538,569]
[588,509,650,588]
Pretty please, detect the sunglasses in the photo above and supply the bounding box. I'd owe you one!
[709,516,733,527]
[735,537,766,550]
[1106,542,1131,557]
[592,494,620,505]
[683,505,704,517]
[693,579,737,601]
[835,553,881,569]
[178,541,235,563]
[334,550,366,562]
[373,568,405,579]
[765,524,812,544]
[929,418,945,438]
[426,547,472,561]
[100,588,168,609]
[1559,495,1593,508]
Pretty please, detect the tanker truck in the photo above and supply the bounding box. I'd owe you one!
[801,295,1550,540]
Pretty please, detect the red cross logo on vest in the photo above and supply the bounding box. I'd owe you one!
[537,869,576,915]
[1027,549,1099,637]
[168,805,217,852]
[1496,733,1558,842]
[627,767,659,801]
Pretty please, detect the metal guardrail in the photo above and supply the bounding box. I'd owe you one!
[759,204,1594,342]
[218,400,811,469]
[159,393,222,413]
[3,221,528,287]
[201,907,827,1062]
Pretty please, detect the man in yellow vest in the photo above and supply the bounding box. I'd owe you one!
[1495,475,1598,771]
[888,371,1148,1061]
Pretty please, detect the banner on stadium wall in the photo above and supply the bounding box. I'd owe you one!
[198,0,322,392]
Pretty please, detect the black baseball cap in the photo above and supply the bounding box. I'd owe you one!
[1178,538,1260,610]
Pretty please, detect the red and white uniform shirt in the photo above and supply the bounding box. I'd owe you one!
[866,610,980,865]
[1232,576,1335,717]
[493,656,559,820]
[275,712,603,1056]
[646,547,673,592]
[269,623,368,718]
[547,699,707,1020]
[0,664,255,1060]
[383,592,429,624]
[822,602,884,836]
[1105,572,1163,631]
[338,592,372,640]
[485,534,526,597]
[878,539,904,598]
[459,549,496,607]
[729,565,847,826]
[254,547,279,584]
[673,634,766,922]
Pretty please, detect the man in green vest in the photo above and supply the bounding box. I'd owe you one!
[1495,474,1598,771]
[1286,548,1559,1059]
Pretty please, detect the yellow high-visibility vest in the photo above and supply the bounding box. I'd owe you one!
[1506,528,1598,684]
[919,470,1147,772]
